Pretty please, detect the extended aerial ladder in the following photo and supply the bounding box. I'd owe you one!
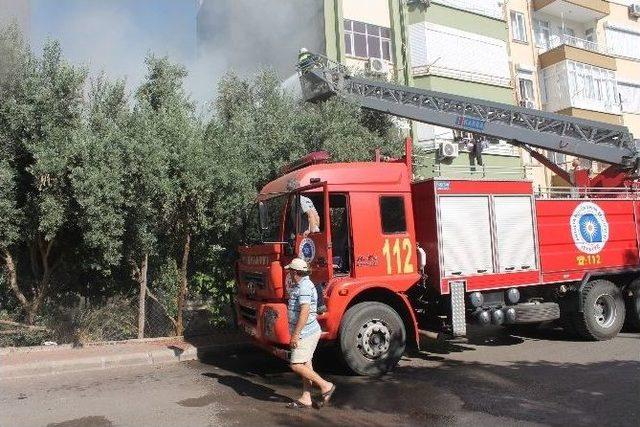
[298,54,640,189]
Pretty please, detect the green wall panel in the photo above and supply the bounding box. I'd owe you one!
[413,75,514,104]
[407,3,507,41]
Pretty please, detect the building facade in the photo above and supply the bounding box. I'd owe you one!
[507,0,640,186]
[335,0,525,180]
[197,1,639,186]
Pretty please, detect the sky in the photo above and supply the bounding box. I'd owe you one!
[30,0,209,102]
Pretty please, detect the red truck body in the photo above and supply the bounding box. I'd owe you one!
[235,152,640,372]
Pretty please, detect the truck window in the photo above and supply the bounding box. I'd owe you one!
[285,192,324,242]
[380,196,406,234]
[330,194,351,274]
[261,195,287,242]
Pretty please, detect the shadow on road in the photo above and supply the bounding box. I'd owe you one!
[201,371,290,403]
[197,330,640,427]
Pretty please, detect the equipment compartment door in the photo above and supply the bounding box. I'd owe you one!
[493,196,537,273]
[439,196,494,277]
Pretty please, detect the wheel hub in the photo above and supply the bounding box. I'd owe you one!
[357,319,391,359]
[594,294,616,328]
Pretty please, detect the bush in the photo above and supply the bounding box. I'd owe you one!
[47,296,137,345]
[0,329,52,347]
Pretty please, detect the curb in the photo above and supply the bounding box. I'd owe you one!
[0,341,250,380]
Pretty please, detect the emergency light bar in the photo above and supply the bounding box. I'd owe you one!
[280,151,331,175]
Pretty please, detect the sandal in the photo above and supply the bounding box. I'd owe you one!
[286,400,312,409]
[316,384,336,408]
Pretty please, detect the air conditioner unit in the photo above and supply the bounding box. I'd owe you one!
[438,140,459,159]
[367,57,388,75]
[519,99,535,109]
[630,4,640,18]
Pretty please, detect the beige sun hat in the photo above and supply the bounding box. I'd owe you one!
[284,258,309,272]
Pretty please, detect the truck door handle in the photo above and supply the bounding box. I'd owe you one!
[451,271,462,276]
[505,267,515,271]
[521,265,530,270]
[476,269,487,273]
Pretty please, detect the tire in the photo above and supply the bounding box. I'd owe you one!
[624,278,640,332]
[573,280,625,341]
[339,302,406,376]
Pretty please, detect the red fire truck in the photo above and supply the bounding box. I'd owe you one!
[235,54,640,375]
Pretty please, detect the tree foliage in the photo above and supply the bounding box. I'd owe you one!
[0,25,400,335]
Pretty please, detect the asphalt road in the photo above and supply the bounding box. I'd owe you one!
[1,326,639,427]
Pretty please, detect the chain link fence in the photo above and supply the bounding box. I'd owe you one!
[0,291,237,347]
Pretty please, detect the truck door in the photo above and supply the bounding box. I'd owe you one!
[282,183,334,286]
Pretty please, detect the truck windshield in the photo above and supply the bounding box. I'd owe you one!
[258,194,287,242]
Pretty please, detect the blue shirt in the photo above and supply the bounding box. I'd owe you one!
[287,276,321,339]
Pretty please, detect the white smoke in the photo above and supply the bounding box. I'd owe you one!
[23,0,325,110]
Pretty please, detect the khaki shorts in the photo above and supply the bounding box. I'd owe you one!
[290,331,321,364]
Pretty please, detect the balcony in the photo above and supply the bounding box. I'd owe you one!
[541,34,609,56]
[533,0,609,23]
[540,60,622,120]
[539,38,616,71]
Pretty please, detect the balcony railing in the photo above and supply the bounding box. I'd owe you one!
[431,0,504,20]
[412,65,511,87]
[541,34,610,55]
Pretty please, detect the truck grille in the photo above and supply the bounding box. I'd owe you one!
[242,272,265,289]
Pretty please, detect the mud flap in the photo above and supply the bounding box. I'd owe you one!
[450,280,467,337]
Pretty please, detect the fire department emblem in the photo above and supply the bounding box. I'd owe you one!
[298,237,316,263]
[570,202,609,254]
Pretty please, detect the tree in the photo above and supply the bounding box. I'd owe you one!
[0,27,88,323]
[205,69,402,299]
[135,55,215,336]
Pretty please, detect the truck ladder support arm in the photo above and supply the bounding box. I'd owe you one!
[522,145,572,184]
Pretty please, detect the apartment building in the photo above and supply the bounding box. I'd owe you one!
[507,0,640,186]
[200,1,639,185]
[322,0,525,179]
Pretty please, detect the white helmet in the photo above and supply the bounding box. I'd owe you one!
[299,47,309,54]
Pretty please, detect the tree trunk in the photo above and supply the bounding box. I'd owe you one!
[29,238,54,324]
[2,248,33,322]
[175,233,191,336]
[137,253,149,339]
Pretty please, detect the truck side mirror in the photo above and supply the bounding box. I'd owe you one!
[258,201,269,230]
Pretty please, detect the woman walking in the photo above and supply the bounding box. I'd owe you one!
[284,258,335,409]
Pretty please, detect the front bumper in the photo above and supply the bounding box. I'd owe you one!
[236,296,291,346]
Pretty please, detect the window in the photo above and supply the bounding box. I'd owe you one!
[510,11,527,43]
[619,82,640,114]
[566,61,617,105]
[605,24,640,60]
[518,78,535,102]
[547,151,566,166]
[559,26,575,38]
[380,196,406,233]
[344,19,392,61]
[329,194,351,274]
[534,19,550,49]
[585,28,596,43]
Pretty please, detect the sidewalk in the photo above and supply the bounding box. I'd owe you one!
[0,331,249,379]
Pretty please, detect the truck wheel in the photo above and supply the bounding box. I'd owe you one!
[573,280,625,341]
[624,279,640,331]
[339,301,406,376]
